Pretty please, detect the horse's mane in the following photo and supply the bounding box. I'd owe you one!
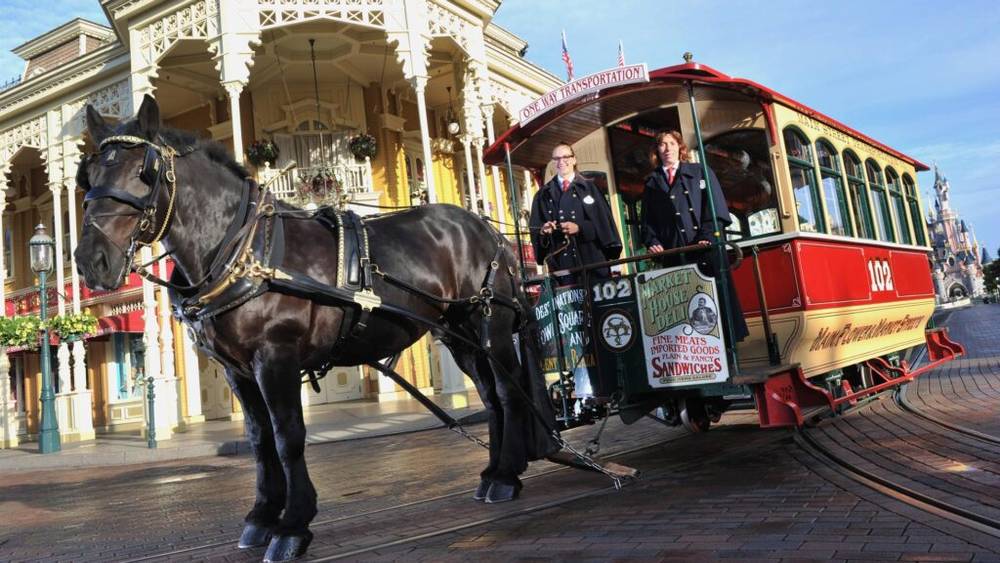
[116,119,250,181]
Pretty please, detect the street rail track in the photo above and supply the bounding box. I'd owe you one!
[795,429,1000,539]
[119,420,695,562]
[896,385,1000,446]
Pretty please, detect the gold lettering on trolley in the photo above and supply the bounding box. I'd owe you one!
[809,314,926,351]
[792,114,906,171]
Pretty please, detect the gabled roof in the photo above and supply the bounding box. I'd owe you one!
[12,18,114,61]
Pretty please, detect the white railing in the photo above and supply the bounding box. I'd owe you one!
[259,158,374,206]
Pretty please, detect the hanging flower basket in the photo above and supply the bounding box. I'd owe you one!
[0,315,44,349]
[245,139,280,167]
[348,134,377,160]
[49,312,99,342]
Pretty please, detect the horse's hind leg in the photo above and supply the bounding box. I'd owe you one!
[225,370,286,548]
[254,345,316,562]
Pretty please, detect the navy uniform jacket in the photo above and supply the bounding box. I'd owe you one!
[641,162,749,341]
[641,162,731,248]
[529,175,622,280]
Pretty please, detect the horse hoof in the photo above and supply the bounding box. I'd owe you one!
[238,522,273,549]
[472,478,491,501]
[484,482,520,504]
[263,531,313,562]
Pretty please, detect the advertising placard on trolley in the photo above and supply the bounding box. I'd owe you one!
[518,64,649,126]
[636,265,730,388]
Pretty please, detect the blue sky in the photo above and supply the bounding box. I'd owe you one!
[1,0,997,255]
[494,0,1000,258]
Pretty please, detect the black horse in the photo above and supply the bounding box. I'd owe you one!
[74,96,558,562]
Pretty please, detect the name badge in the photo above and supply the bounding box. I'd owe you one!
[699,179,707,190]
[583,195,595,205]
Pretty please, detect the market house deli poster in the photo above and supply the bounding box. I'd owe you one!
[636,265,731,388]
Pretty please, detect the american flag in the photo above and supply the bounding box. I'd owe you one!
[617,40,625,67]
[561,30,574,81]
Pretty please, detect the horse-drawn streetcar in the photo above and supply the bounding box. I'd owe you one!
[484,58,965,434]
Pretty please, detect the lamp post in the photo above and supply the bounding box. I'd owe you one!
[29,223,60,454]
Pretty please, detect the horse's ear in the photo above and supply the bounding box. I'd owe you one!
[75,155,91,192]
[85,105,110,144]
[136,94,161,141]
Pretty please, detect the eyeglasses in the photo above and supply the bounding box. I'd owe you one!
[552,155,575,161]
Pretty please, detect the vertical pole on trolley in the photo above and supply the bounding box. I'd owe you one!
[686,80,738,367]
[504,142,528,282]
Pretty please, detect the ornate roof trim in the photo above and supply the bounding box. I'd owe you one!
[12,18,115,61]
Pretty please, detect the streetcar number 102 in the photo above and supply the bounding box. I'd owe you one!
[867,258,894,292]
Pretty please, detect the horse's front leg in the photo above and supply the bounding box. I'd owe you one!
[254,345,316,562]
[224,369,286,549]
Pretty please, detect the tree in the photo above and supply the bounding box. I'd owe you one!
[985,260,1000,299]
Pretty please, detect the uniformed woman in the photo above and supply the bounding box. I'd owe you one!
[641,130,749,341]
[529,142,622,284]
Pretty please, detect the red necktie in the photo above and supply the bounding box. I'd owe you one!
[562,179,570,192]
[667,167,675,184]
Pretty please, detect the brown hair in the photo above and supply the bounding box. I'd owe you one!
[649,130,691,169]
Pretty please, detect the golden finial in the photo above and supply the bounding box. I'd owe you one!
[683,52,693,63]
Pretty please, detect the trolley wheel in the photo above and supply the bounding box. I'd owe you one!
[680,399,711,433]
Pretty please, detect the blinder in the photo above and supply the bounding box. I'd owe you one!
[83,138,166,213]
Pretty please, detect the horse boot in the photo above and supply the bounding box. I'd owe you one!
[472,478,492,502]
[484,480,522,504]
[263,531,313,562]
[237,522,273,549]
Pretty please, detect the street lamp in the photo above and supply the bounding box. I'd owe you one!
[29,223,60,454]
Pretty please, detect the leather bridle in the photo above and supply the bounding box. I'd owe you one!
[82,134,181,287]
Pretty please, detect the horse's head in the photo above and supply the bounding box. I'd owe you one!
[76,95,175,291]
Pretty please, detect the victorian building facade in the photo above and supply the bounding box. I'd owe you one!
[927,165,986,303]
[0,0,559,449]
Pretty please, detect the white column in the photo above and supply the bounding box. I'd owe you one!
[0,185,7,308]
[157,251,178,429]
[181,328,204,424]
[224,81,246,164]
[474,141,490,216]
[141,246,171,440]
[483,107,506,223]
[410,76,438,204]
[50,183,74,436]
[65,177,94,440]
[460,136,479,212]
[0,350,15,448]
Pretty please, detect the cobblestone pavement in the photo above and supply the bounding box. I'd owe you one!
[2,305,1000,562]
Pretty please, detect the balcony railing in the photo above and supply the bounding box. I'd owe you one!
[259,159,374,207]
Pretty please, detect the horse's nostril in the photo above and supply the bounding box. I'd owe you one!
[94,250,110,275]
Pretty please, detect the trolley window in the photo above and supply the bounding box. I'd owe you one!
[865,159,894,242]
[815,140,852,237]
[704,129,781,240]
[903,174,927,246]
[783,127,825,233]
[844,151,875,240]
[885,167,912,245]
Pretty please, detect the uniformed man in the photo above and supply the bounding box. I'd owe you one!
[529,142,622,284]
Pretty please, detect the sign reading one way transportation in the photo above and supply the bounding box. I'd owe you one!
[518,64,650,126]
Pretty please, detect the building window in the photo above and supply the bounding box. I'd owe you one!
[885,168,911,245]
[903,174,926,246]
[3,227,13,279]
[109,333,143,402]
[783,127,824,233]
[843,151,874,239]
[865,159,894,242]
[815,140,852,237]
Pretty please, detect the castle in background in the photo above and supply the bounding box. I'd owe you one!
[926,165,986,302]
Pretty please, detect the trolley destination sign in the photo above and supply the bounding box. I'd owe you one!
[518,63,649,126]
